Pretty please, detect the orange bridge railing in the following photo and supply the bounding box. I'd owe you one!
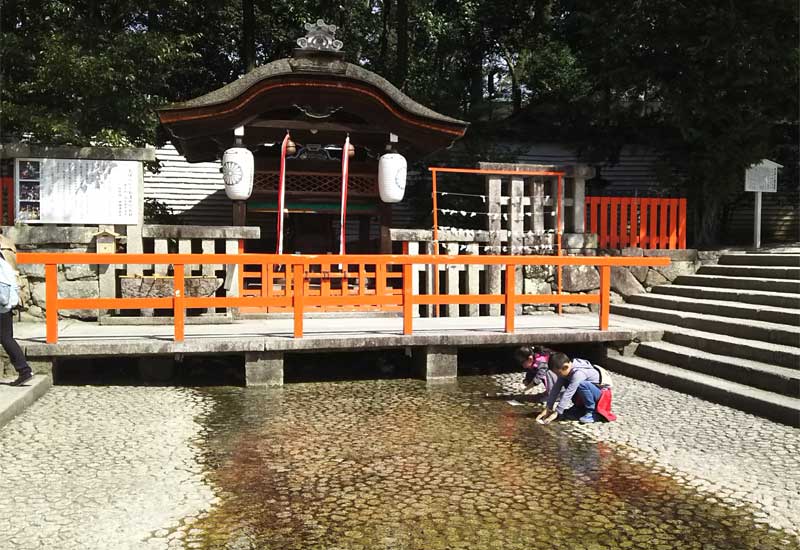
[17,252,670,344]
[586,197,687,250]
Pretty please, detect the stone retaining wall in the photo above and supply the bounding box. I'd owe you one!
[523,248,701,314]
[1,224,258,322]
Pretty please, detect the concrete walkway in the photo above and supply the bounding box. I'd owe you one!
[0,375,52,429]
[14,313,665,357]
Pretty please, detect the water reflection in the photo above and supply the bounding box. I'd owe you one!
[184,377,795,549]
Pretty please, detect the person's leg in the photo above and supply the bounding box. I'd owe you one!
[575,382,601,423]
[0,310,31,376]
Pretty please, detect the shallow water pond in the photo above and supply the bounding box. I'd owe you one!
[179,376,796,550]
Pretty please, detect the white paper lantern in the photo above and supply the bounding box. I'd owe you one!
[378,153,407,203]
[222,147,254,200]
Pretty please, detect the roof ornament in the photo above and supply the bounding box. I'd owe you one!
[296,19,343,52]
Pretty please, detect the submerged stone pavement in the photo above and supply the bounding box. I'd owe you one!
[0,373,797,550]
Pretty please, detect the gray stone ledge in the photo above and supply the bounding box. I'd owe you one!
[0,144,155,162]
[20,328,664,358]
[3,225,101,245]
[142,225,260,239]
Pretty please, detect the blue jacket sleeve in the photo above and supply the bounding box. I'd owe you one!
[555,370,588,414]
[545,376,565,411]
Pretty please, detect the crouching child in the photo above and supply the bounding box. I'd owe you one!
[535,352,616,425]
[514,345,557,398]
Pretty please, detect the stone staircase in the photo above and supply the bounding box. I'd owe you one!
[606,252,800,427]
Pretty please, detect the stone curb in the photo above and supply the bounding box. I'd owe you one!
[0,375,52,430]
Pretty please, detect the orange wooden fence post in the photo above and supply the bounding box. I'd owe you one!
[599,265,610,330]
[293,263,304,338]
[678,198,687,248]
[639,198,648,248]
[504,263,515,333]
[609,199,619,249]
[402,261,413,335]
[619,198,630,248]
[45,264,58,344]
[649,199,659,249]
[174,263,185,342]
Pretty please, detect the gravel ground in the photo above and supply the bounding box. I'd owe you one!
[0,374,797,550]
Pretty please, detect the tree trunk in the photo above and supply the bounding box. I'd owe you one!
[379,0,392,73]
[511,69,521,114]
[242,0,256,73]
[695,184,726,247]
[533,0,553,32]
[468,39,484,113]
[395,0,409,88]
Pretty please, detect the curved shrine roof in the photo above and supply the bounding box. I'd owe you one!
[158,54,468,163]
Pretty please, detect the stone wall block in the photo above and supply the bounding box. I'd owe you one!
[64,264,99,281]
[583,233,599,248]
[524,264,555,281]
[653,261,699,282]
[611,266,646,298]
[18,263,45,279]
[120,276,223,298]
[31,281,47,308]
[621,247,645,257]
[645,269,669,288]
[643,249,699,262]
[524,279,552,295]
[561,265,600,292]
[629,265,649,283]
[562,233,586,249]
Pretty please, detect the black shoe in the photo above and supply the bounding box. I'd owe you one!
[9,371,33,386]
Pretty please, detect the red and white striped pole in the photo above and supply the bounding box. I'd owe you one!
[339,135,350,255]
[276,132,290,254]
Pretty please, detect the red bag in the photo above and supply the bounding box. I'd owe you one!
[595,387,617,422]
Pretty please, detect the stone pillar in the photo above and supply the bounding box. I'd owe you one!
[126,224,144,276]
[530,178,545,234]
[444,242,459,317]
[201,239,216,315]
[224,239,239,318]
[414,345,457,380]
[509,176,524,314]
[98,224,116,319]
[486,174,502,316]
[465,243,480,317]
[565,164,594,234]
[245,351,283,386]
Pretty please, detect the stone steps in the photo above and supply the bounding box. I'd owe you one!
[662,328,800,371]
[697,264,800,280]
[628,293,800,326]
[636,340,800,397]
[652,284,800,309]
[718,253,800,267]
[672,274,800,294]
[603,354,800,427]
[608,251,800,425]
[611,303,800,347]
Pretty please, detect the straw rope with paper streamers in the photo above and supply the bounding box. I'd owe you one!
[276,132,290,254]
[339,135,350,255]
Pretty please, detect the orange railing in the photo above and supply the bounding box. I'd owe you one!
[17,252,670,344]
[586,197,687,250]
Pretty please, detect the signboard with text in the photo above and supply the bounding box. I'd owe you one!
[744,160,780,193]
[15,158,141,224]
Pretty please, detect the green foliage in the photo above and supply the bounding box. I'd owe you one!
[143,197,180,224]
[1,0,795,244]
[1,0,200,145]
